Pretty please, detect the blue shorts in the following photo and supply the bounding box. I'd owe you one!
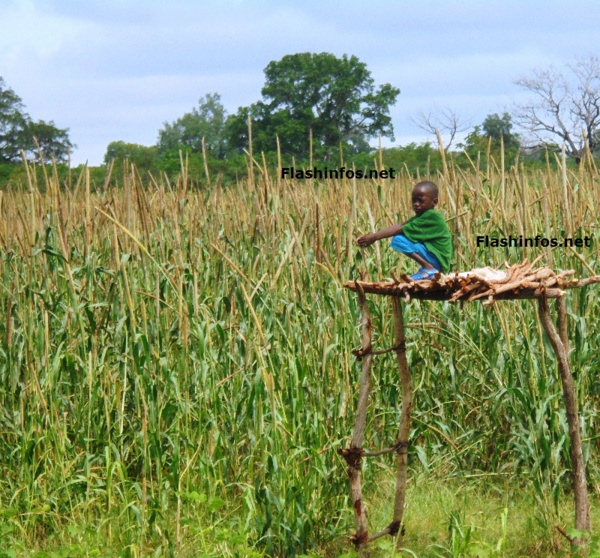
[390,234,442,270]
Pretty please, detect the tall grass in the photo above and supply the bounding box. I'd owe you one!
[0,153,599,556]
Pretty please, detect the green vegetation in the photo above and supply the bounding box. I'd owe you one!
[460,112,521,167]
[0,148,599,556]
[226,52,400,160]
[5,53,600,187]
[0,77,73,164]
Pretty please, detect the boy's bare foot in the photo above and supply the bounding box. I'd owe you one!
[410,268,439,281]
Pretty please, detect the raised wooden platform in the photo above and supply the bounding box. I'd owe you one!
[344,258,600,304]
[342,258,599,550]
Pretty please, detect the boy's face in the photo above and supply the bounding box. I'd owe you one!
[412,185,438,216]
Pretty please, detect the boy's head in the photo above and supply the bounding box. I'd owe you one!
[412,181,439,216]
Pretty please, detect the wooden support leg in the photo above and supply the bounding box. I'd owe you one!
[537,296,590,539]
[339,285,373,550]
[556,295,570,354]
[391,296,412,549]
[365,297,413,548]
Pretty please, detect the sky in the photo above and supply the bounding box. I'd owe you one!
[2,0,600,166]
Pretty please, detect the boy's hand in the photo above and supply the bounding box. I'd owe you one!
[356,233,376,247]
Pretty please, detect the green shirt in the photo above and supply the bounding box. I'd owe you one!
[401,209,453,273]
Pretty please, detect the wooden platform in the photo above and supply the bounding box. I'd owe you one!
[344,258,600,304]
[342,258,598,551]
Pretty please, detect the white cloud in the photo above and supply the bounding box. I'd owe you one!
[2,0,600,164]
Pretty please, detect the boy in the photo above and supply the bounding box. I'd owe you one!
[355,181,453,280]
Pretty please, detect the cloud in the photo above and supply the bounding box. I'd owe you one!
[2,0,600,164]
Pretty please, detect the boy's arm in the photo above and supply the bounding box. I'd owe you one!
[356,223,405,246]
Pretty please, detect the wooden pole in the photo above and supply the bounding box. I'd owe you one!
[556,295,570,354]
[338,283,373,551]
[391,296,412,548]
[537,295,590,539]
[365,296,413,548]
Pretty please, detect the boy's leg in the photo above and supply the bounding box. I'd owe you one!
[409,252,436,270]
[390,235,441,270]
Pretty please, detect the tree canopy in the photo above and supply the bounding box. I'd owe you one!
[0,78,29,163]
[157,93,228,159]
[462,113,520,152]
[98,52,600,186]
[458,113,520,167]
[0,77,74,164]
[227,52,400,159]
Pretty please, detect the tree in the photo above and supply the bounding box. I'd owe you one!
[514,55,600,160]
[27,120,74,163]
[103,141,160,184]
[227,52,400,159]
[481,112,520,149]
[460,112,520,163]
[0,77,74,163]
[157,93,228,158]
[413,108,470,151]
[104,141,158,168]
[0,77,29,163]
[381,142,443,175]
